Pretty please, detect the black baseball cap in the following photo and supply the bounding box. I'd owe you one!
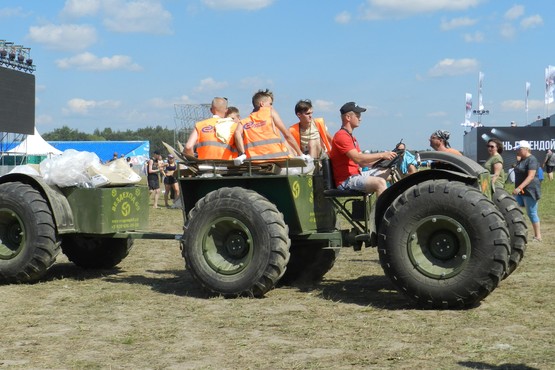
[340,102,367,115]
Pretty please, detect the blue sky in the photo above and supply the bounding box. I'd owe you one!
[1,0,554,151]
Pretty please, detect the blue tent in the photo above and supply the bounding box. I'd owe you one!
[49,141,150,162]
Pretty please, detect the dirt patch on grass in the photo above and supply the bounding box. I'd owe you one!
[1,203,554,369]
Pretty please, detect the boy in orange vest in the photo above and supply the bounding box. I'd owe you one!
[234,89,305,164]
[289,99,333,159]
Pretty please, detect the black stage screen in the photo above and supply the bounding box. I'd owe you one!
[0,66,35,135]
[463,124,555,169]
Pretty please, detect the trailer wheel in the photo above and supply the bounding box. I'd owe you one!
[378,180,510,309]
[492,188,527,277]
[0,182,59,283]
[280,242,337,285]
[182,187,290,297]
[61,236,133,269]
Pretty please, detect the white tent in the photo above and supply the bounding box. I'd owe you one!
[7,128,62,156]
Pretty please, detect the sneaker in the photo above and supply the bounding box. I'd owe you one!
[532,237,542,243]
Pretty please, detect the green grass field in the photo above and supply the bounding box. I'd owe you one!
[0,177,553,369]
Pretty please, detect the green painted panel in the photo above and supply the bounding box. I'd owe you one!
[62,186,149,234]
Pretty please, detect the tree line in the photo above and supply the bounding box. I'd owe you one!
[42,125,192,155]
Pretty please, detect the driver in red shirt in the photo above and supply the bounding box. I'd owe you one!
[329,102,397,197]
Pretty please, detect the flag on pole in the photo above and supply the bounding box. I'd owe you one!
[525,82,530,112]
[546,66,555,105]
[478,72,484,110]
[465,93,472,123]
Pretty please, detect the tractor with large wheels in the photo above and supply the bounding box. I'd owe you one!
[179,151,522,308]
[0,149,525,309]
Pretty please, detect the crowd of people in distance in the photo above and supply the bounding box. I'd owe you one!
[144,88,544,242]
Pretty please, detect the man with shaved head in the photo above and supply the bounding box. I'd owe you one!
[184,97,238,159]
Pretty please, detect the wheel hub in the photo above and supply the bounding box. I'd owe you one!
[202,217,253,275]
[428,231,459,260]
[407,215,471,279]
[0,210,25,260]
[224,231,249,259]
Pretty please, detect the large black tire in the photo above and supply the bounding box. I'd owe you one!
[279,241,337,285]
[61,235,133,269]
[378,180,510,309]
[492,188,527,277]
[182,187,290,297]
[0,182,59,283]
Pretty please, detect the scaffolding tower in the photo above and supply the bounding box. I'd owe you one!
[173,103,211,147]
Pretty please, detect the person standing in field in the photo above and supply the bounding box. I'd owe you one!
[512,140,542,242]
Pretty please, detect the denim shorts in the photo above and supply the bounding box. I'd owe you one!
[338,168,383,192]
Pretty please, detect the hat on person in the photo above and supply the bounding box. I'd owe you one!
[515,140,531,150]
[153,150,160,155]
[168,154,174,159]
[340,102,367,115]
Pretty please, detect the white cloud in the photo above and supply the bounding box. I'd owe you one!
[63,98,121,115]
[499,23,515,39]
[0,7,27,17]
[59,0,172,34]
[239,76,273,90]
[428,58,479,77]
[313,99,335,112]
[361,0,482,20]
[202,0,274,11]
[27,24,97,51]
[504,5,524,20]
[102,0,172,34]
[194,77,229,92]
[335,11,351,24]
[149,95,194,109]
[463,31,484,43]
[501,99,543,111]
[521,15,543,29]
[56,52,142,71]
[440,17,478,31]
[61,0,101,17]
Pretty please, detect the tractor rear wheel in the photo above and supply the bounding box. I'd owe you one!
[492,188,527,278]
[378,180,510,309]
[279,240,339,285]
[0,182,59,283]
[279,241,337,285]
[61,235,133,269]
[182,187,290,297]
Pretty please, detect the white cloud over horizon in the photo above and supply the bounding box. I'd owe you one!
[27,23,97,51]
[56,52,142,71]
[361,0,483,20]
[61,0,172,34]
[202,0,274,11]
[428,58,479,77]
[63,98,121,115]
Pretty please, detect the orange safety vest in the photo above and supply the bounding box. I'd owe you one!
[195,117,237,160]
[289,118,332,154]
[240,106,290,160]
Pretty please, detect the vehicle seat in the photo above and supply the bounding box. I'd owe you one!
[322,158,366,197]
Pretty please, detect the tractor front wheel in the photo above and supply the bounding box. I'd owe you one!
[378,180,510,308]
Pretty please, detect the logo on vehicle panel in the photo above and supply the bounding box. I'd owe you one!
[292,181,300,198]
